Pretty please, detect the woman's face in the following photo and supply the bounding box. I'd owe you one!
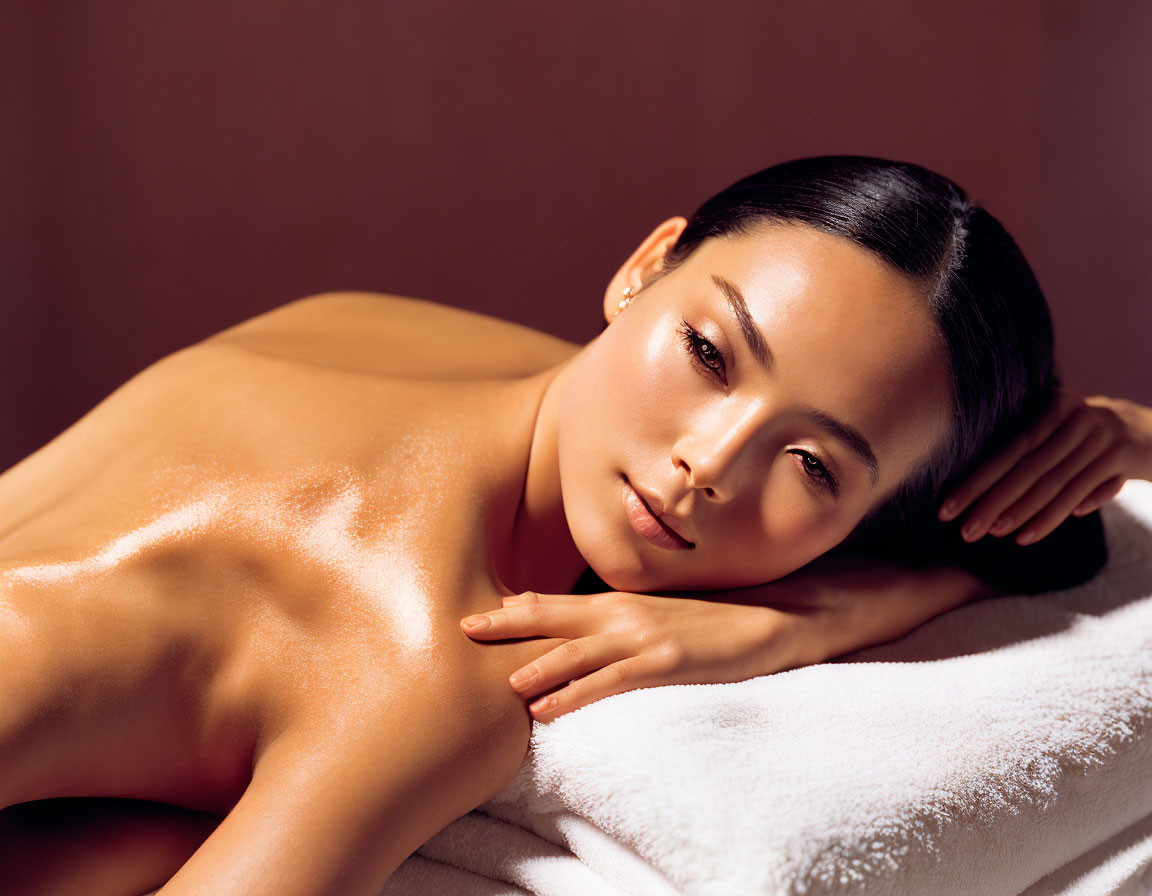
[557,221,954,593]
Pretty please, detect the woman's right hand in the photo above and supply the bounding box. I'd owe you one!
[459,591,795,722]
[938,392,1152,545]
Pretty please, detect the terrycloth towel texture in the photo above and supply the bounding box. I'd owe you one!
[377,480,1152,896]
[1019,809,1152,896]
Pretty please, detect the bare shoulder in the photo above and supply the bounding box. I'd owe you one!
[157,625,543,894]
[202,291,583,380]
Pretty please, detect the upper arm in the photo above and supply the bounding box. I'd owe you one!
[159,648,535,896]
[159,732,466,896]
[158,740,398,895]
[156,767,357,894]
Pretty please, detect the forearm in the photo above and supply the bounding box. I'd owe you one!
[711,556,1000,675]
[467,564,1002,720]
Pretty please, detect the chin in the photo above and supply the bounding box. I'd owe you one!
[585,547,710,594]
[592,565,651,595]
[566,510,696,594]
[575,540,648,594]
[569,521,654,594]
[600,557,793,595]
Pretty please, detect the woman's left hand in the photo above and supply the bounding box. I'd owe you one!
[459,592,792,722]
[938,392,1152,545]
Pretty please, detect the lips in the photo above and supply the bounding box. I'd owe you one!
[622,478,694,550]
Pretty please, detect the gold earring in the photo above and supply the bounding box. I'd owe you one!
[614,285,635,319]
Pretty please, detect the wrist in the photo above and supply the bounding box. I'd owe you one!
[767,560,991,668]
[1128,399,1152,481]
[751,604,812,675]
[731,580,831,675]
[1091,396,1152,481]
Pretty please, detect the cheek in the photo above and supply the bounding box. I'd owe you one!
[624,323,690,406]
[625,321,720,447]
[715,470,858,584]
[755,484,835,562]
[584,318,697,449]
[556,332,658,501]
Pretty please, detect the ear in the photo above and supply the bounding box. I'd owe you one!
[602,216,688,324]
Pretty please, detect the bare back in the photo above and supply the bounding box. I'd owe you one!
[0,292,582,827]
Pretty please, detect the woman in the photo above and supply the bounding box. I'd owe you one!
[1,156,1149,894]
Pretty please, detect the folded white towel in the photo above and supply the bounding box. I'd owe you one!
[381,480,1152,896]
[1020,809,1152,896]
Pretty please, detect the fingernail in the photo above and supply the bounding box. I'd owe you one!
[1017,529,1037,546]
[530,697,556,714]
[989,515,1012,535]
[461,615,490,632]
[961,518,983,541]
[509,668,537,689]
[940,499,959,520]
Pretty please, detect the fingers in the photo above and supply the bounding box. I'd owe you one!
[967,424,1115,543]
[517,634,626,718]
[1000,447,1126,544]
[510,628,637,700]
[939,392,1074,522]
[499,591,589,607]
[458,594,588,639]
[526,649,671,722]
[954,404,1111,542]
[1073,475,1125,516]
[459,590,662,721]
[507,635,612,698]
[940,391,1145,546]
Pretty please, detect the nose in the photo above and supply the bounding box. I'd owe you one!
[672,402,766,502]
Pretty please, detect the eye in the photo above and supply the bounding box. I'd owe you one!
[789,449,841,499]
[677,319,727,385]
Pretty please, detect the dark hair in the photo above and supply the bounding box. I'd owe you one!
[654,155,1059,548]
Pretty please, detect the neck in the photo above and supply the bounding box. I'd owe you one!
[502,355,590,595]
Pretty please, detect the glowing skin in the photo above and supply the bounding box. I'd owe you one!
[540,220,954,593]
[0,225,953,889]
[0,301,582,889]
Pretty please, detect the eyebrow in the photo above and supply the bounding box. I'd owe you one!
[711,274,773,369]
[710,273,881,488]
[799,406,880,488]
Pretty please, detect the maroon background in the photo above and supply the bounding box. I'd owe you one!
[2,1,1149,472]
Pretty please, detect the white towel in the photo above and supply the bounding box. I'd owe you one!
[380,480,1152,896]
[1020,809,1152,896]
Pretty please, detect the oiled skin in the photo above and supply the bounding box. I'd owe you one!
[0,292,585,893]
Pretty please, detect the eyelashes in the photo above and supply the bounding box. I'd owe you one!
[677,319,727,383]
[789,449,841,498]
[676,318,841,498]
